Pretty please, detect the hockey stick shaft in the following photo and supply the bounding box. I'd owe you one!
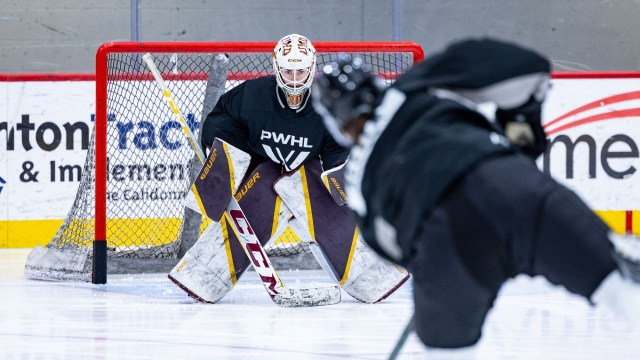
[388,314,415,360]
[143,53,339,306]
[142,53,205,164]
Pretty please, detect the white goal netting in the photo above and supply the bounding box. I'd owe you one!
[24,42,422,282]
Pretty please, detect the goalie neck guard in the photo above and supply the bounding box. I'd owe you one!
[273,34,317,110]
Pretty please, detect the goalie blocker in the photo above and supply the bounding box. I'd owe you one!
[172,139,408,304]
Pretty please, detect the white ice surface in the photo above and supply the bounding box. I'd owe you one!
[1,249,639,359]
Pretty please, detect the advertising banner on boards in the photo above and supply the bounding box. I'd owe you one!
[1,74,639,247]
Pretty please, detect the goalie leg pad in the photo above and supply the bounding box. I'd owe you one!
[171,161,292,302]
[169,221,236,303]
[274,159,355,277]
[340,236,410,303]
[275,159,409,303]
[220,160,292,282]
[184,138,251,220]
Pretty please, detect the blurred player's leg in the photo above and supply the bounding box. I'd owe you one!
[408,165,514,350]
[471,154,640,326]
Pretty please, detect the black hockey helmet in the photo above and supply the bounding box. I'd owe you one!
[312,53,385,147]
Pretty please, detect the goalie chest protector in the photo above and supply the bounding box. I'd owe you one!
[204,75,347,171]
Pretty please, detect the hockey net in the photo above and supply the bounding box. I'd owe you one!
[23,41,423,283]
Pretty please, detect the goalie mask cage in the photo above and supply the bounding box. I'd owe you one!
[23,41,424,284]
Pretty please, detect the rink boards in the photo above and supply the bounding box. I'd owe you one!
[1,73,640,247]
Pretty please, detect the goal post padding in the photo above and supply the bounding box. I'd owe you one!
[23,41,424,282]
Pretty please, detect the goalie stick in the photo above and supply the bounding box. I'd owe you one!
[388,314,415,360]
[142,53,340,307]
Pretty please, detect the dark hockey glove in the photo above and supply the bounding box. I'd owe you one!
[495,96,547,159]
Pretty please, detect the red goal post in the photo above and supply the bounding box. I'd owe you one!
[24,41,424,284]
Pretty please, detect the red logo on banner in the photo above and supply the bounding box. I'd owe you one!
[545,91,640,136]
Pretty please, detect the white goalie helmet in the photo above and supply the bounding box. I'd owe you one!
[273,34,317,109]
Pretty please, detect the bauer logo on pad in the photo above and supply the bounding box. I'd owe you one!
[191,142,235,221]
[199,148,218,181]
[234,172,260,202]
[188,139,252,221]
[321,163,348,206]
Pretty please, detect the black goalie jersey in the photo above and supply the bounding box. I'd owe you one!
[201,75,348,171]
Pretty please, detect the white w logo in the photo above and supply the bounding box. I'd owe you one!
[261,144,310,171]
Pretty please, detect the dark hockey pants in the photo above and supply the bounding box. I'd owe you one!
[409,154,617,348]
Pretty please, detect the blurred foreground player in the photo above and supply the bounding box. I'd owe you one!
[168,34,409,305]
[313,39,640,357]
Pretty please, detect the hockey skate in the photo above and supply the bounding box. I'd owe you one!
[610,232,640,283]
